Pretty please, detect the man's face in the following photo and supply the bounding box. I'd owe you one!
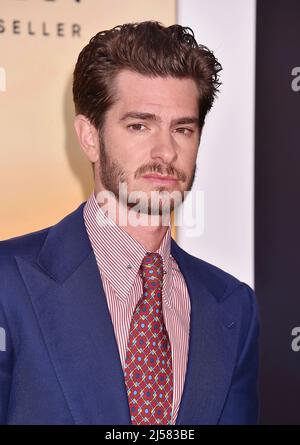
[96,70,201,215]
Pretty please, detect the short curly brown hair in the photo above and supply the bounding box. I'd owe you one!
[73,21,222,130]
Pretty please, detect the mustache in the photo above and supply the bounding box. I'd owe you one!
[134,162,187,182]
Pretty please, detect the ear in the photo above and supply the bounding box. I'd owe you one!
[74,114,99,163]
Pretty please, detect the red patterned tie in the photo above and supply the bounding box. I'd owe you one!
[125,252,173,425]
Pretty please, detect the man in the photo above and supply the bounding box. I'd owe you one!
[0,22,259,425]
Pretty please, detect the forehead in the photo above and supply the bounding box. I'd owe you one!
[110,69,199,118]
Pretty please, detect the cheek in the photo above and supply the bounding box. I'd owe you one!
[182,149,198,170]
[116,151,145,175]
[108,134,146,169]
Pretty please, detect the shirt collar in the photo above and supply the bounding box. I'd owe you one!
[83,192,173,305]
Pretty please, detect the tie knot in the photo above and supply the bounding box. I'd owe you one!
[140,252,164,283]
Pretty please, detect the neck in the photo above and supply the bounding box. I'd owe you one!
[116,202,170,252]
[122,221,169,252]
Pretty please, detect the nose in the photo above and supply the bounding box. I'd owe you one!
[150,130,178,165]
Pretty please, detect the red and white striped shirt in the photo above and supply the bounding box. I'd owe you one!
[83,193,191,424]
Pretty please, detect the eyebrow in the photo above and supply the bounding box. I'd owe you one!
[119,111,200,126]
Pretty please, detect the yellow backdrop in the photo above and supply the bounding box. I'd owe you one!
[0,0,176,240]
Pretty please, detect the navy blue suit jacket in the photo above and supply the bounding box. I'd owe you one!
[0,203,259,424]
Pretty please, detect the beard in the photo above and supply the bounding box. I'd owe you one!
[98,136,196,216]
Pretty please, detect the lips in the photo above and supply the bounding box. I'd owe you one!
[141,174,178,185]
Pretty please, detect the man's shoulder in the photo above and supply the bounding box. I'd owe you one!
[0,202,86,262]
[0,227,51,310]
[0,227,50,262]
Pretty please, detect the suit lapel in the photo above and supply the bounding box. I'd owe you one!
[16,204,131,425]
[171,241,240,425]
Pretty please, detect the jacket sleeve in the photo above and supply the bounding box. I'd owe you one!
[219,283,260,424]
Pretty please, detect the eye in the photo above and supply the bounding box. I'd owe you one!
[127,123,147,132]
[175,127,194,136]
